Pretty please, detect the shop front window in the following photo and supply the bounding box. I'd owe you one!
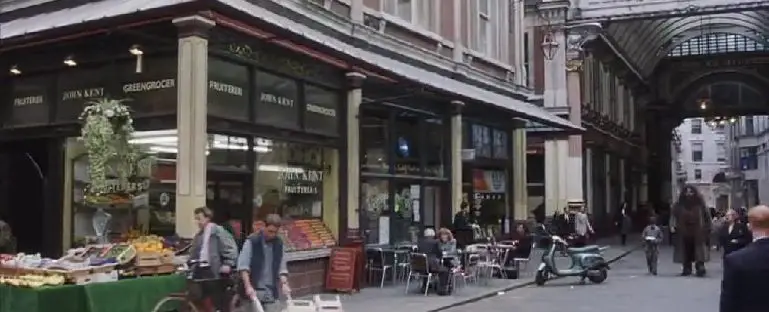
[424,118,445,177]
[360,106,390,174]
[252,138,339,251]
[492,129,508,159]
[393,112,421,175]
[472,124,491,158]
[391,180,421,243]
[254,71,299,129]
[361,179,389,245]
[66,130,172,247]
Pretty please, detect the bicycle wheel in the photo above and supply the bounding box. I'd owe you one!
[151,296,199,312]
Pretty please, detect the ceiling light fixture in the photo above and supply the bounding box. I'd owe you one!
[63,55,77,67]
[129,45,143,73]
[9,65,21,75]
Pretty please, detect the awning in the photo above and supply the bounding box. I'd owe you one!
[0,0,191,39]
[218,0,582,131]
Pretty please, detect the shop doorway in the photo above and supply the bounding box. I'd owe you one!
[206,171,252,241]
[0,139,50,254]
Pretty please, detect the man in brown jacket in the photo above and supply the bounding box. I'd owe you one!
[670,185,712,277]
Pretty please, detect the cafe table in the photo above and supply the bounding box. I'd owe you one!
[0,274,186,312]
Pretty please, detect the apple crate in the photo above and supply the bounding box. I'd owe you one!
[135,252,163,267]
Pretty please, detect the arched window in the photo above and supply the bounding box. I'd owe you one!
[667,33,769,57]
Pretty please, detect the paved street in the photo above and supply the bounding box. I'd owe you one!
[443,245,722,312]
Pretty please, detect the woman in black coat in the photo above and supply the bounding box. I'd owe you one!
[719,209,752,257]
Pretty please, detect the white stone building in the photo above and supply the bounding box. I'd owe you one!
[671,118,728,209]
[725,116,769,208]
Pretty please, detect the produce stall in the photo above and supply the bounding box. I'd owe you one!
[0,234,188,312]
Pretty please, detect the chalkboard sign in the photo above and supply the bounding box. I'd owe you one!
[325,247,358,292]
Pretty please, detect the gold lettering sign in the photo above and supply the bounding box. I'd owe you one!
[62,88,104,101]
[227,43,319,78]
[13,96,44,107]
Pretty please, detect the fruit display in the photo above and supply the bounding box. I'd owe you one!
[0,274,65,287]
[128,235,172,253]
[102,244,137,264]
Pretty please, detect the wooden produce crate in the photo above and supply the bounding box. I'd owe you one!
[135,252,163,267]
[134,264,176,276]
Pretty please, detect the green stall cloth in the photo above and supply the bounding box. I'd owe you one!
[0,284,88,312]
[0,274,186,312]
[83,275,186,312]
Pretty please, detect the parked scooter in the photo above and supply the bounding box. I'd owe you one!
[535,234,610,286]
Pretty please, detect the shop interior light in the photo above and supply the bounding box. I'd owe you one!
[129,45,144,55]
[699,101,707,110]
[129,45,143,73]
[9,65,21,75]
[730,117,737,123]
[63,55,77,67]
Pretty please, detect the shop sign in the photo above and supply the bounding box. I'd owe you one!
[304,84,339,135]
[278,169,324,194]
[56,67,110,122]
[208,58,249,120]
[6,76,51,127]
[119,57,177,115]
[472,170,506,193]
[254,70,299,129]
[89,178,151,194]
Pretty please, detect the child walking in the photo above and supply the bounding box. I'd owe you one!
[642,216,664,275]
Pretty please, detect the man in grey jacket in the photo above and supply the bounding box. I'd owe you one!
[190,207,239,311]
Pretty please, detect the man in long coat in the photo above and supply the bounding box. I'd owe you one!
[670,185,712,277]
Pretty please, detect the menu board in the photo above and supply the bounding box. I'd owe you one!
[325,247,358,292]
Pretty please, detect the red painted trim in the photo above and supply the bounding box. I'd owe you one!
[211,13,396,83]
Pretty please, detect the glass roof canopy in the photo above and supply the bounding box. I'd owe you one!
[668,32,769,57]
[604,11,769,76]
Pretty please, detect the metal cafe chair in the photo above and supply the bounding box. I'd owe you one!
[404,253,434,296]
[366,247,392,288]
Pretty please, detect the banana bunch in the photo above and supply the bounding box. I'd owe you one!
[0,274,65,288]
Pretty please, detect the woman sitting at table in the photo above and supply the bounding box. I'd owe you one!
[437,228,457,255]
[509,224,533,259]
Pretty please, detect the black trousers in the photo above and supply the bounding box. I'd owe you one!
[193,267,229,312]
[620,234,627,246]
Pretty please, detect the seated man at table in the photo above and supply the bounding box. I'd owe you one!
[510,224,533,259]
[417,228,450,295]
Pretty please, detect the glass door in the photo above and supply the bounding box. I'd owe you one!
[207,170,252,241]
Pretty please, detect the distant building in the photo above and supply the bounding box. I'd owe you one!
[725,116,769,208]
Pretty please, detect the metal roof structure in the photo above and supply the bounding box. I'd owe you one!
[604,10,769,77]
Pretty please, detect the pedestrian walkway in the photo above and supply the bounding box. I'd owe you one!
[335,237,635,312]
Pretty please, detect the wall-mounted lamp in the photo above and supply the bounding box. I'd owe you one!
[9,65,21,75]
[63,55,77,67]
[129,45,143,73]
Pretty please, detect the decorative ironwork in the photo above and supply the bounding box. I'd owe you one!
[668,33,769,57]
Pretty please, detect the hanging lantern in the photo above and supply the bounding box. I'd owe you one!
[541,29,560,61]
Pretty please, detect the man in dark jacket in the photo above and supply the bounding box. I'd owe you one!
[417,228,449,295]
[238,214,291,312]
[452,202,472,248]
[720,205,769,312]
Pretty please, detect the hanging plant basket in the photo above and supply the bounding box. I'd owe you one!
[79,98,139,196]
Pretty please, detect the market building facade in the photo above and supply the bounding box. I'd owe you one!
[0,0,578,295]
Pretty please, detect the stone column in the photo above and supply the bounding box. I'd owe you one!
[565,57,583,205]
[619,158,626,206]
[544,139,568,215]
[345,72,366,236]
[512,121,528,221]
[173,15,214,238]
[450,101,464,215]
[349,0,364,23]
[604,153,611,214]
[585,147,594,213]
[543,27,569,216]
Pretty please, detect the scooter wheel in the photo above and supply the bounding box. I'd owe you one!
[535,270,547,286]
[587,268,608,284]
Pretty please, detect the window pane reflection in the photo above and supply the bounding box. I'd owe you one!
[361,107,389,174]
[393,112,421,175]
[424,118,444,176]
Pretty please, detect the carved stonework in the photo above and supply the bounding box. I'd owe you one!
[566,59,583,72]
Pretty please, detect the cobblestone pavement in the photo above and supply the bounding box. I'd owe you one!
[442,245,722,312]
